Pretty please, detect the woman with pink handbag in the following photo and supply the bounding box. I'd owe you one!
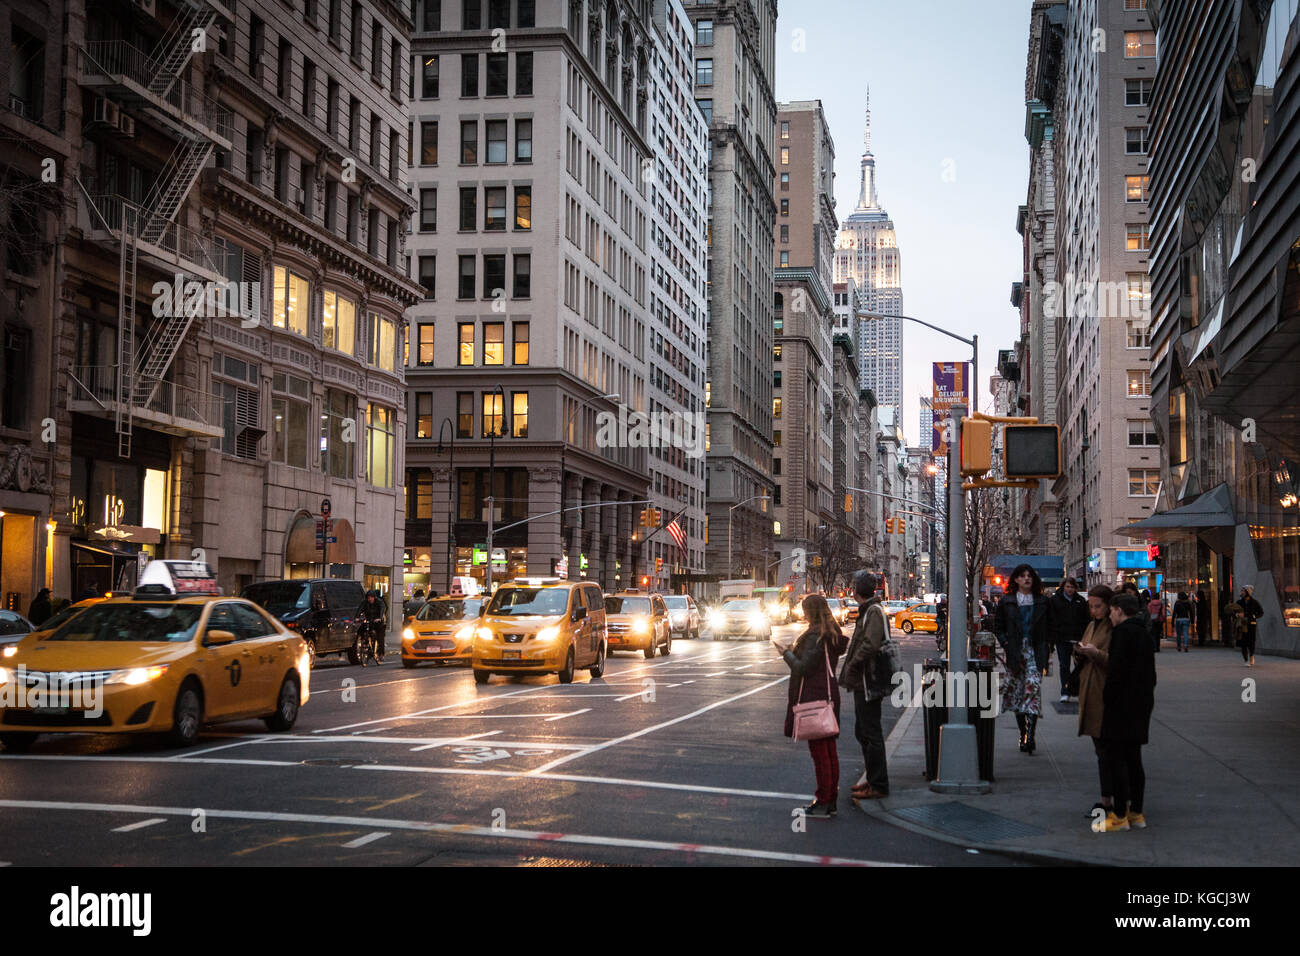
[775,594,849,819]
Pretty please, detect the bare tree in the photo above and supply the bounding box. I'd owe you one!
[965,486,1014,606]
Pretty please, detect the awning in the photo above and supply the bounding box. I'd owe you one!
[989,554,1065,582]
[1113,482,1238,553]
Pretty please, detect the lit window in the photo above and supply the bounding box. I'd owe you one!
[513,322,529,364]
[458,322,475,364]
[367,313,395,371]
[484,322,505,365]
[1127,369,1151,397]
[366,403,395,487]
[512,391,529,437]
[272,266,309,336]
[1125,175,1149,202]
[416,323,434,365]
[1126,223,1150,251]
[773,397,782,418]
[1128,469,1159,496]
[322,291,356,354]
[1124,30,1156,57]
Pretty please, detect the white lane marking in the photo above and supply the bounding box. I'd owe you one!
[400,713,584,720]
[682,680,694,684]
[0,754,299,768]
[508,693,628,698]
[171,739,270,759]
[613,689,650,702]
[307,672,460,694]
[111,817,167,833]
[544,708,590,721]
[314,680,561,733]
[733,663,757,670]
[408,731,501,752]
[342,831,391,849]
[526,675,791,775]
[703,671,727,677]
[0,799,907,867]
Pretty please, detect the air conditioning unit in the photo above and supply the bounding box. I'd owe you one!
[118,114,136,138]
[8,94,26,118]
[92,97,120,127]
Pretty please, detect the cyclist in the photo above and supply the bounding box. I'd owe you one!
[355,589,389,663]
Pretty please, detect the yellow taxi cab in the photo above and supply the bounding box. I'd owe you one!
[0,560,310,752]
[1,597,109,661]
[894,602,940,634]
[472,578,606,685]
[603,590,671,659]
[400,595,485,667]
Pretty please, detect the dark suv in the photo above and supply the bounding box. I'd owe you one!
[241,579,368,667]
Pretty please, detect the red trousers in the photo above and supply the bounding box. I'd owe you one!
[808,737,840,804]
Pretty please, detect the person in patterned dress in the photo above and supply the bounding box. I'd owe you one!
[994,564,1052,754]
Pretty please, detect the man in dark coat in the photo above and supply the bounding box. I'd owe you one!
[1047,577,1089,702]
[838,571,889,799]
[1195,589,1209,646]
[27,588,53,627]
[1094,592,1157,832]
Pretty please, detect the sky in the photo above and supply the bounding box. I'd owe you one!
[774,0,1033,448]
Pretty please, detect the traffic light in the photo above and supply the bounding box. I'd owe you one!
[655,556,663,571]
[884,517,894,534]
[639,508,649,527]
[1004,423,1061,479]
[844,493,853,513]
[640,575,650,587]
[960,417,993,477]
[897,517,906,535]
[653,508,662,527]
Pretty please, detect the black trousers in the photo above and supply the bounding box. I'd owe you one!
[853,689,889,794]
[1102,740,1145,816]
[1241,627,1257,661]
[1056,641,1079,696]
[1091,737,1113,800]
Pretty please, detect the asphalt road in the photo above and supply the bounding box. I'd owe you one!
[0,621,1020,867]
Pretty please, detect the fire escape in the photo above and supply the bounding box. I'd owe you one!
[73,1,233,457]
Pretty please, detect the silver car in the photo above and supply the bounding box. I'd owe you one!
[662,595,700,639]
[0,610,34,659]
[706,599,773,641]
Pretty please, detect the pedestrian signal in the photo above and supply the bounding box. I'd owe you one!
[1004,424,1061,479]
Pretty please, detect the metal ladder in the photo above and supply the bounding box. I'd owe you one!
[139,138,213,246]
[147,1,219,99]
[116,204,141,459]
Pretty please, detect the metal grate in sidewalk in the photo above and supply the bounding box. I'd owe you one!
[891,802,1046,842]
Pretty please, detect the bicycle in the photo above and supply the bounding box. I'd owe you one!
[356,619,386,666]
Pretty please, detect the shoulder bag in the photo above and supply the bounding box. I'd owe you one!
[792,643,839,741]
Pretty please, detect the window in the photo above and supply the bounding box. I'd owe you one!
[271,372,310,468]
[773,429,781,447]
[484,322,505,365]
[484,186,506,230]
[1125,174,1150,202]
[695,19,713,46]
[249,15,265,75]
[415,393,433,438]
[780,120,789,139]
[370,21,383,81]
[456,391,473,437]
[302,58,316,120]
[418,256,436,297]
[321,389,355,477]
[482,391,504,437]
[779,225,789,242]
[1127,369,1151,397]
[773,397,782,418]
[488,0,509,28]
[485,120,507,163]
[326,78,340,136]
[1127,273,1150,302]
[277,39,292,100]
[779,251,789,266]
[421,55,439,97]
[512,253,530,298]
[515,118,532,161]
[421,0,442,32]
[512,392,529,437]
[780,147,789,165]
[516,52,533,95]
[272,266,309,336]
[773,370,782,387]
[696,58,713,86]
[1126,127,1150,154]
[1125,0,1146,9]
[322,291,356,354]
[1125,78,1153,106]
[416,324,435,365]
[463,0,481,29]
[458,187,478,231]
[1129,469,1159,496]
[486,52,508,95]
[773,344,782,361]
[780,173,789,190]
[514,186,531,229]
[518,0,535,27]
[1128,420,1159,446]
[419,188,437,230]
[458,256,476,299]
[458,322,475,364]
[1,326,30,428]
[367,313,396,371]
[483,254,506,297]
[696,98,712,123]
[349,3,363,59]
[420,121,438,165]
[780,199,789,216]
[213,360,260,460]
[513,322,529,364]
[773,458,781,475]
[1126,318,1151,348]
[461,54,479,96]
[1126,223,1150,251]
[366,404,396,487]
[1124,30,1156,57]
[461,121,478,163]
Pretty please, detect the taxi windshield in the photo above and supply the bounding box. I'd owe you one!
[416,599,483,621]
[605,596,651,615]
[32,602,92,633]
[43,603,203,643]
[488,588,570,616]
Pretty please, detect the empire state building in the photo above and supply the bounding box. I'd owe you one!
[834,89,904,410]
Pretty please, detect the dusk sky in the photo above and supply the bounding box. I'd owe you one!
[775,0,1033,447]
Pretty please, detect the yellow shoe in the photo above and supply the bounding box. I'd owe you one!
[1091,811,1131,833]
[1127,812,1147,829]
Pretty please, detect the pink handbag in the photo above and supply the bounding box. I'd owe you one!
[791,645,839,741]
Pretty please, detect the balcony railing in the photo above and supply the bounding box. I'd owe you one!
[68,365,224,438]
[83,192,227,277]
[80,40,233,141]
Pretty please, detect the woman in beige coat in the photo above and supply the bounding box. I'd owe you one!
[1073,584,1115,818]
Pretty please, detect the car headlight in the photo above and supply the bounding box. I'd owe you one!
[454,625,475,641]
[475,627,495,642]
[535,625,560,642]
[107,665,168,686]
[0,666,12,684]
[402,627,416,641]
[632,617,650,634]
[749,613,767,630]
[2,645,16,658]
[708,611,725,629]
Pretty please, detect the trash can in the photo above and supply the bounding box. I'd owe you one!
[922,656,997,783]
[921,658,945,781]
[966,657,997,783]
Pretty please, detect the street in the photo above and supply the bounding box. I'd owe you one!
[0,622,1016,867]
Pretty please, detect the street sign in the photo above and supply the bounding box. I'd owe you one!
[491,548,506,566]
[472,545,487,566]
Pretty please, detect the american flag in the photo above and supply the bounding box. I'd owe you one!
[666,517,688,560]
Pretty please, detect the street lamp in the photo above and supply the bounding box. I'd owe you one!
[485,384,509,595]
[436,417,456,593]
[559,391,619,581]
[728,494,771,579]
[860,310,979,412]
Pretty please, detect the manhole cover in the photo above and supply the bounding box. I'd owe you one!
[300,757,377,767]
[892,802,1046,842]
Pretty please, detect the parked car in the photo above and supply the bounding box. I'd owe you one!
[895,603,940,634]
[707,599,773,641]
[662,594,701,640]
[604,591,672,658]
[0,610,34,658]
[241,578,368,667]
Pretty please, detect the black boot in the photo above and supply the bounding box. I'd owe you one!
[1015,713,1027,751]
[1025,715,1038,755]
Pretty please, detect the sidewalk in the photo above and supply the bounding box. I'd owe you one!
[858,644,1300,865]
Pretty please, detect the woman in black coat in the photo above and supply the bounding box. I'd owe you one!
[1095,593,1157,832]
[994,563,1051,754]
[775,594,847,819]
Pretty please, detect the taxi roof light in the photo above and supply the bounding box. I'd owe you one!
[133,559,220,599]
[512,577,562,586]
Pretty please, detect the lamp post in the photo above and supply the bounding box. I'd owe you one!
[860,310,979,413]
[727,494,771,580]
[436,417,455,593]
[485,384,508,596]
[1080,435,1090,585]
[559,391,619,580]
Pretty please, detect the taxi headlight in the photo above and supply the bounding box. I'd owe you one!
[454,625,475,641]
[749,612,768,630]
[402,627,416,642]
[632,617,650,634]
[0,666,12,684]
[708,611,725,630]
[107,665,168,686]
[2,645,16,658]
[535,625,561,642]
[475,627,495,642]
